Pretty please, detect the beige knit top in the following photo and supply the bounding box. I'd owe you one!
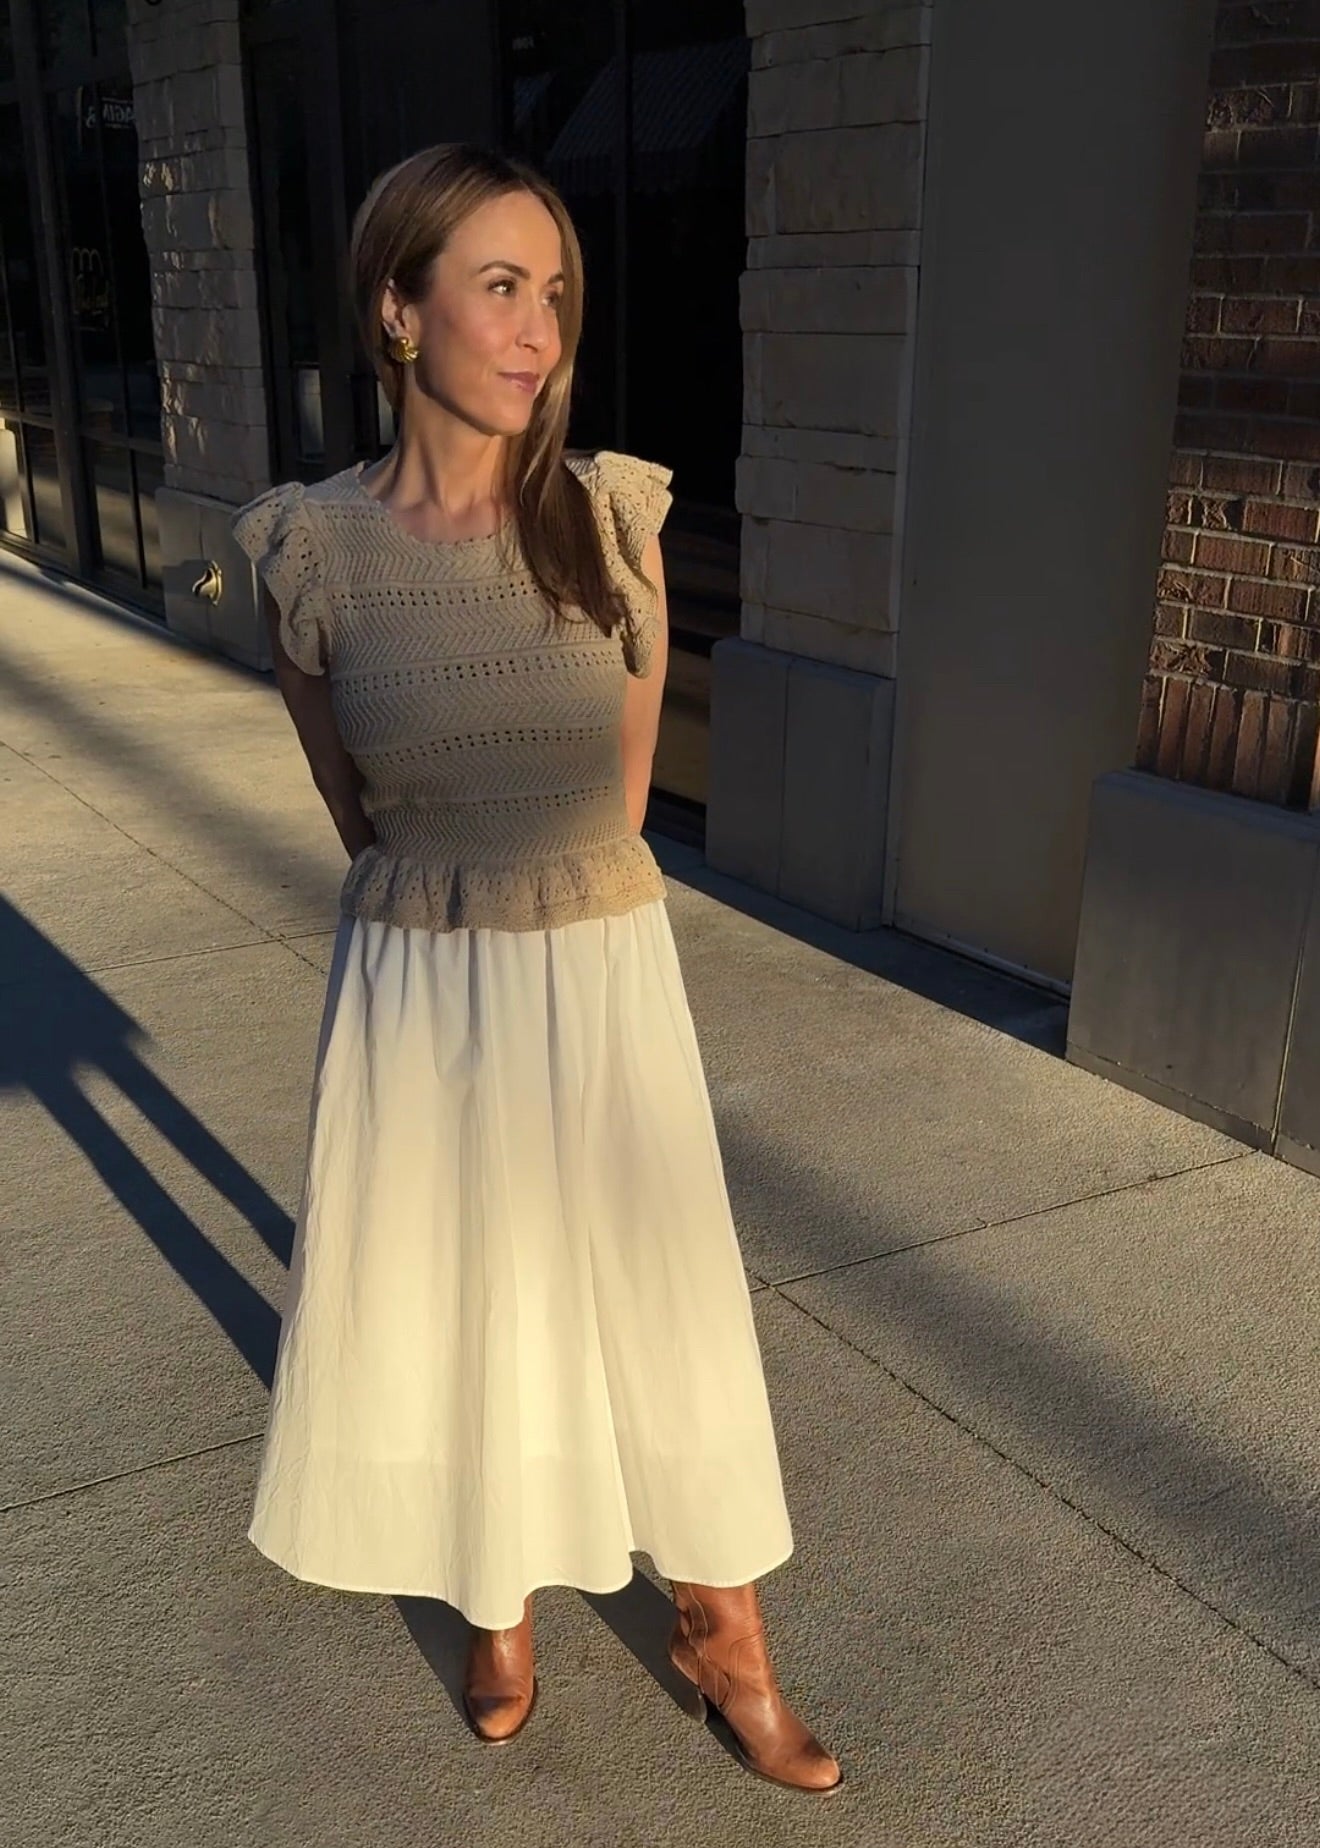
[232,450,672,934]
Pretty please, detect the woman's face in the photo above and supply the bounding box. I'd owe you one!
[386,189,566,438]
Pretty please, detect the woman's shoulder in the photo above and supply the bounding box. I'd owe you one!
[562,451,673,548]
[563,448,672,501]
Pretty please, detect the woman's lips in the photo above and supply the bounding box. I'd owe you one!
[500,372,540,394]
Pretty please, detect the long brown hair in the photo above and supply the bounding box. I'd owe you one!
[348,144,628,638]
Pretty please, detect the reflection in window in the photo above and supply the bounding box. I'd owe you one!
[38,0,92,69]
[502,2,747,505]
[57,85,126,434]
[90,441,139,580]
[249,37,320,477]
[0,104,50,417]
[26,426,66,551]
[0,420,32,543]
[137,450,163,589]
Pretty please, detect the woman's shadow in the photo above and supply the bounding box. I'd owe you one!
[0,895,712,1730]
[0,896,293,1386]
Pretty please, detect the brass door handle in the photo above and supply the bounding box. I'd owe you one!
[191,561,223,603]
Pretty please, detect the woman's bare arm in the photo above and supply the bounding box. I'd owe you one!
[619,533,670,834]
[263,588,376,860]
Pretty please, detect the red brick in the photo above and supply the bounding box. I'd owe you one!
[1270,542,1320,580]
[1264,620,1320,660]
[1216,3,1320,45]
[1242,497,1320,539]
[1242,414,1320,458]
[1255,336,1320,373]
[1174,410,1250,451]
[1265,255,1320,290]
[1287,379,1320,415]
[1182,333,1259,370]
[1207,684,1243,787]
[1282,460,1320,495]
[1153,636,1226,678]
[1238,124,1320,166]
[1195,256,1268,291]
[1226,575,1310,618]
[1201,172,1282,213]
[1233,689,1269,798]
[1300,297,1320,333]
[1204,454,1282,493]
[1223,649,1300,696]
[1195,211,1311,254]
[1180,681,1220,781]
[1157,565,1231,608]
[1187,607,1264,648]
[1263,694,1302,803]
[1156,678,1193,779]
[1213,46,1320,88]
[1268,172,1320,210]
[1220,295,1302,334]
[1208,84,1290,127]
[1170,451,1206,487]
[1191,493,1246,530]
[1290,80,1320,122]
[1186,294,1223,334]
[1180,374,1216,409]
[1195,532,1273,573]
[1202,127,1244,171]
[1166,490,1194,525]
[1153,580,1190,617]
[1217,376,1293,413]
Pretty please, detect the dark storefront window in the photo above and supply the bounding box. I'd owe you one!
[0,0,163,602]
[51,75,161,591]
[500,0,748,811]
[0,96,64,550]
[240,0,744,817]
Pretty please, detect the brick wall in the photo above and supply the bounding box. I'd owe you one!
[126,0,270,505]
[738,0,932,679]
[1139,0,1320,807]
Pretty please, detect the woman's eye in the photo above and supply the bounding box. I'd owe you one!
[547,295,563,314]
[490,278,515,296]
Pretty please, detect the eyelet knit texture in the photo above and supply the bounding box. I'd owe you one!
[233,450,673,934]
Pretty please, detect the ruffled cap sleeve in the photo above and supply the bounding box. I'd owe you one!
[231,481,329,675]
[568,449,673,677]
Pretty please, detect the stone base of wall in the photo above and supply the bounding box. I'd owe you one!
[704,637,894,928]
[1068,768,1320,1173]
[158,487,269,670]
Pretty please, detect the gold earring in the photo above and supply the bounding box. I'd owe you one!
[388,333,419,365]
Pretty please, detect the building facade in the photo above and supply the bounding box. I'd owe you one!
[5,0,1320,1167]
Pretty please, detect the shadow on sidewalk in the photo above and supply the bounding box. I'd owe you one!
[0,623,338,924]
[650,835,1070,1056]
[0,897,291,1385]
[721,1118,1320,1688]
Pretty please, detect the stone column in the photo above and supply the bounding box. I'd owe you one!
[705,0,932,928]
[126,0,272,664]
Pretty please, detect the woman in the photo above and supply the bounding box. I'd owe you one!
[233,143,840,1797]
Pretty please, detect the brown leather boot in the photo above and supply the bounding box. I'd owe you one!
[462,1598,537,1744]
[668,1582,842,1794]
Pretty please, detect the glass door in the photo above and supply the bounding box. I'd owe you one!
[0,0,164,607]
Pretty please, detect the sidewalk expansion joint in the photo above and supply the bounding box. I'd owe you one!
[770,1283,1320,1697]
[0,739,333,978]
[765,1149,1255,1291]
[0,1430,264,1516]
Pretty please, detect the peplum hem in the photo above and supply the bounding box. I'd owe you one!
[340,834,667,933]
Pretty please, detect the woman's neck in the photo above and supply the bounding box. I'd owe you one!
[363,399,510,542]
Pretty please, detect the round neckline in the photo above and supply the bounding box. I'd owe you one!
[349,462,514,550]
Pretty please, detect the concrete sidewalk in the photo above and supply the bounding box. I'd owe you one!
[3,552,1319,1848]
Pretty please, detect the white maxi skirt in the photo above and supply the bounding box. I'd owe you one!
[248,897,793,1627]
